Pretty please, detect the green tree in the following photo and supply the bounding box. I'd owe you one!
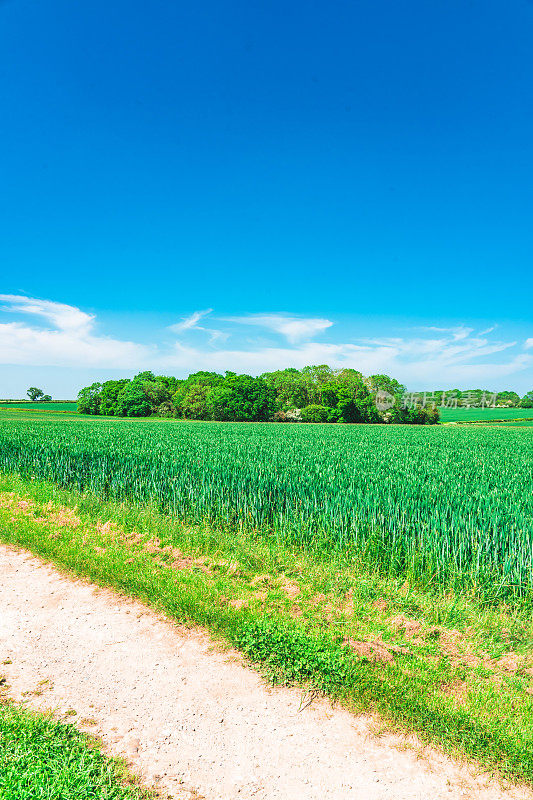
[185,371,224,387]
[27,387,44,401]
[389,403,439,424]
[335,368,364,387]
[208,374,276,421]
[156,374,181,391]
[315,376,379,423]
[133,370,157,382]
[367,374,406,397]
[180,384,211,419]
[300,404,330,423]
[142,378,172,414]
[301,365,335,404]
[115,381,151,417]
[496,391,520,407]
[77,383,103,415]
[100,380,130,416]
[520,390,533,408]
[261,368,309,410]
[337,387,380,423]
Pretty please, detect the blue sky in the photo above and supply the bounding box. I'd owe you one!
[1,0,532,398]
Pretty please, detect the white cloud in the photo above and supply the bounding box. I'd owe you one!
[155,338,531,388]
[168,308,213,333]
[0,295,531,391]
[351,329,531,387]
[204,329,230,345]
[419,325,473,341]
[0,295,151,368]
[0,294,94,334]
[360,332,516,365]
[161,340,362,375]
[224,314,333,344]
[167,308,229,344]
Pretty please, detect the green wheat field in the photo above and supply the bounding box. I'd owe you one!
[1,415,532,601]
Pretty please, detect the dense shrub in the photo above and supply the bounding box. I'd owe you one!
[301,404,330,423]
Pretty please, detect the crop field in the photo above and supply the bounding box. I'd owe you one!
[0,401,77,413]
[493,420,533,427]
[0,416,532,601]
[439,406,533,423]
[3,414,533,782]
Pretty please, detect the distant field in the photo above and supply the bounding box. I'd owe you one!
[490,420,533,427]
[0,402,77,413]
[440,406,533,423]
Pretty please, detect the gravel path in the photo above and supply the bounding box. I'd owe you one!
[0,543,530,800]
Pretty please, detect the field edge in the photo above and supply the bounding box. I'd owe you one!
[1,472,533,790]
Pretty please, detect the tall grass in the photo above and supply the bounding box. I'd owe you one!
[0,417,532,600]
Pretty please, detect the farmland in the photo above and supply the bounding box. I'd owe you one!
[0,415,532,601]
[2,413,533,784]
[0,401,77,413]
[439,406,533,423]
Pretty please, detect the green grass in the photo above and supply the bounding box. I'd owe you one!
[2,473,533,786]
[0,699,148,799]
[0,416,532,601]
[440,406,533,423]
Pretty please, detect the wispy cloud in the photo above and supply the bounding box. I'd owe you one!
[167,308,228,345]
[168,308,213,333]
[223,314,333,344]
[0,295,531,391]
[0,294,94,335]
[418,325,473,341]
[0,295,150,368]
[161,339,531,387]
[349,331,530,386]
[360,331,516,365]
[204,329,230,345]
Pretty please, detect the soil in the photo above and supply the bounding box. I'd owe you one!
[0,543,530,800]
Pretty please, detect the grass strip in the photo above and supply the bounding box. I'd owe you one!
[0,699,148,799]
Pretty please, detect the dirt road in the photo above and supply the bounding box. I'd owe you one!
[0,544,529,800]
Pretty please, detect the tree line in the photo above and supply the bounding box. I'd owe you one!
[431,388,533,408]
[76,367,440,424]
